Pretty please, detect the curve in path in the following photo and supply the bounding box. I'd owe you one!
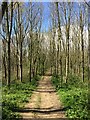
[19,75,66,119]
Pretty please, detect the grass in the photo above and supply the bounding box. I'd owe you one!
[51,74,88,119]
[2,75,41,120]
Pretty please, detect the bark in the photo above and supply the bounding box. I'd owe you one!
[3,43,7,81]
[63,3,71,83]
[80,11,84,82]
[16,36,19,79]
[6,2,13,87]
[29,32,32,82]
[20,41,23,82]
[14,16,19,80]
[88,4,90,81]
[18,3,22,82]
[55,2,63,86]
[51,11,57,75]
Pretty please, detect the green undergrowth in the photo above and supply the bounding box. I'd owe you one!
[51,74,88,119]
[2,75,41,120]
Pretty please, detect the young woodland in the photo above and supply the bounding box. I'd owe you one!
[0,1,90,119]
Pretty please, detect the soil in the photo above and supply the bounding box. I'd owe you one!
[20,72,66,119]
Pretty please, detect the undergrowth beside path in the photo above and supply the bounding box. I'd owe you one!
[51,74,88,119]
[2,75,40,120]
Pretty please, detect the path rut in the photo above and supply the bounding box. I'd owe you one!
[20,75,66,119]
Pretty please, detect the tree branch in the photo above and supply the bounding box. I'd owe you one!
[0,1,7,23]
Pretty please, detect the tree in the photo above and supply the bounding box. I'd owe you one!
[55,2,63,86]
[88,2,90,81]
[26,2,43,81]
[6,2,13,86]
[60,2,72,83]
[0,2,7,23]
[13,11,19,80]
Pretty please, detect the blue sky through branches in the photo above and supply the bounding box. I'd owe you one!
[41,2,88,32]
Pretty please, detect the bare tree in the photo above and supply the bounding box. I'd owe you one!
[88,2,90,81]
[6,2,13,86]
[60,2,72,83]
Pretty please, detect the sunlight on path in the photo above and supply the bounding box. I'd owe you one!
[20,74,66,119]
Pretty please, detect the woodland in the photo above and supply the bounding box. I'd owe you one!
[0,1,90,119]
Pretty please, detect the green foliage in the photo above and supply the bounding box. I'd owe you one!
[2,107,20,120]
[51,75,63,90]
[67,74,81,85]
[2,75,40,119]
[51,74,88,119]
[58,88,88,118]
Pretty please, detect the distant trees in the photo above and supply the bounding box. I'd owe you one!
[60,2,72,83]
[1,2,88,86]
[49,2,72,83]
[49,4,57,75]
[1,2,48,85]
[49,2,88,84]
[0,2,37,84]
[26,2,43,81]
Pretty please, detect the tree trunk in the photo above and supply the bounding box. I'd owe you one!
[3,42,7,81]
[88,4,90,81]
[16,41,19,79]
[6,2,13,87]
[3,55,7,81]
[29,33,32,82]
[55,2,63,86]
[65,56,68,83]
[80,11,84,82]
[18,3,23,82]
[20,42,22,82]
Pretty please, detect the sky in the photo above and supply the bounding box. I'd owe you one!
[41,2,50,32]
[0,0,89,33]
[41,2,88,32]
[0,0,90,3]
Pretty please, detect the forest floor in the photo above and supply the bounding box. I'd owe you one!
[19,71,66,119]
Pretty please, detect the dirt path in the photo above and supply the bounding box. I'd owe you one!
[20,74,66,119]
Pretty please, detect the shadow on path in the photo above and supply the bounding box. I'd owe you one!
[19,72,66,119]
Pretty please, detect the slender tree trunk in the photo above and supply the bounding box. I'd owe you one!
[67,32,70,76]
[88,5,90,81]
[55,2,63,86]
[3,42,7,81]
[65,56,68,83]
[7,37,10,86]
[29,33,32,82]
[78,42,81,75]
[3,55,7,81]
[18,3,23,82]
[63,3,71,83]
[56,45,59,76]
[6,2,13,87]
[29,2,33,82]
[42,62,45,75]
[16,41,19,79]
[20,41,22,82]
[38,57,41,74]
[80,11,84,82]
